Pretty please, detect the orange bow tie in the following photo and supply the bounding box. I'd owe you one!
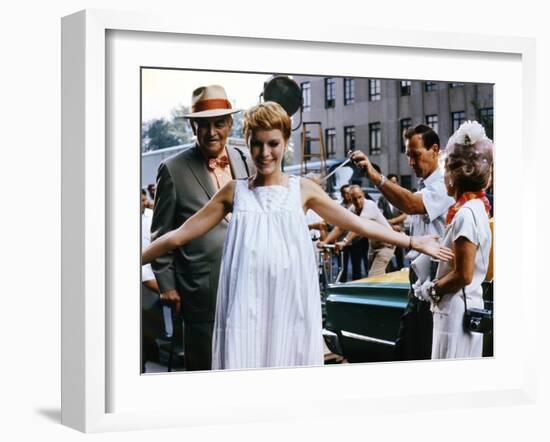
[207,155,229,171]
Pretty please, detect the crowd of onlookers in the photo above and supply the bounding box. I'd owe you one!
[307,175,412,282]
[141,183,156,210]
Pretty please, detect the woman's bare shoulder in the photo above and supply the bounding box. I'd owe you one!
[216,179,238,201]
[299,175,321,193]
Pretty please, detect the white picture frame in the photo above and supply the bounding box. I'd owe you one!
[61,9,538,433]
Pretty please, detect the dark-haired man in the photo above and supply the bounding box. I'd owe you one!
[351,125,454,360]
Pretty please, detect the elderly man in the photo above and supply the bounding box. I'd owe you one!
[150,85,254,371]
[351,124,454,361]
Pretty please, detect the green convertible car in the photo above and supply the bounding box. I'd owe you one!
[322,269,493,363]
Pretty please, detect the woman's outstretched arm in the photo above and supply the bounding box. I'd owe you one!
[142,180,236,265]
[301,178,453,261]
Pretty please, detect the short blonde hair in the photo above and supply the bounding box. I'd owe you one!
[445,121,493,192]
[243,102,291,143]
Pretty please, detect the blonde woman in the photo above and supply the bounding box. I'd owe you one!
[143,102,453,370]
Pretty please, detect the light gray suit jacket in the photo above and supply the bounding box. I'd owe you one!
[150,144,254,323]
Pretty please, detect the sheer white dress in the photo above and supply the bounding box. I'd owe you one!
[212,176,324,369]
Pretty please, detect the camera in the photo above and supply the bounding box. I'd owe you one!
[463,307,493,334]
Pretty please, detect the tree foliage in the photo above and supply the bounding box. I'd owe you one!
[230,111,244,139]
[471,100,494,141]
[141,104,249,152]
[141,105,194,152]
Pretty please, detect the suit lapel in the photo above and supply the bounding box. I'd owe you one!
[187,146,217,199]
[227,145,250,179]
[187,144,250,201]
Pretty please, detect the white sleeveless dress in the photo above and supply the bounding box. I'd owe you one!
[212,176,324,370]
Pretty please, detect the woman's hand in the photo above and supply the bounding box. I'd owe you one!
[412,235,454,262]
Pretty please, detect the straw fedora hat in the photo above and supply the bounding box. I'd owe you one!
[183,84,241,118]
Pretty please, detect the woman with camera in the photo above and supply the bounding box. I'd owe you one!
[417,121,493,359]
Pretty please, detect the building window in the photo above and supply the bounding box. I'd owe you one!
[325,78,336,108]
[368,79,381,101]
[343,78,355,105]
[303,129,312,156]
[450,82,464,88]
[325,128,336,156]
[369,122,381,155]
[425,81,437,92]
[452,111,466,132]
[301,82,311,112]
[400,118,412,153]
[425,114,439,134]
[344,126,355,151]
[400,175,412,191]
[479,107,494,119]
[478,107,494,139]
[400,80,411,96]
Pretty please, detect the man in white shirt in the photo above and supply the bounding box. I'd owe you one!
[333,186,395,277]
[351,125,454,361]
[319,186,393,279]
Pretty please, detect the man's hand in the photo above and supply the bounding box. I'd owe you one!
[350,150,380,183]
[334,240,348,254]
[316,240,327,249]
[159,289,181,315]
[308,221,326,231]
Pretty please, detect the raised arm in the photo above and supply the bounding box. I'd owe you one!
[142,181,235,265]
[301,178,452,260]
[351,150,426,214]
[389,212,408,226]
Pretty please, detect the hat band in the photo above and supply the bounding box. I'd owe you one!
[192,98,232,113]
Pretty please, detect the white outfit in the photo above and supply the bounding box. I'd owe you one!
[305,209,323,241]
[142,208,173,336]
[358,200,395,277]
[432,199,491,359]
[141,208,155,282]
[407,168,455,261]
[212,176,324,370]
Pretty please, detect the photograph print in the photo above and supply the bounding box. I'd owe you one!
[140,67,495,374]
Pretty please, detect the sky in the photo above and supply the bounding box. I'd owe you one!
[141,68,273,122]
